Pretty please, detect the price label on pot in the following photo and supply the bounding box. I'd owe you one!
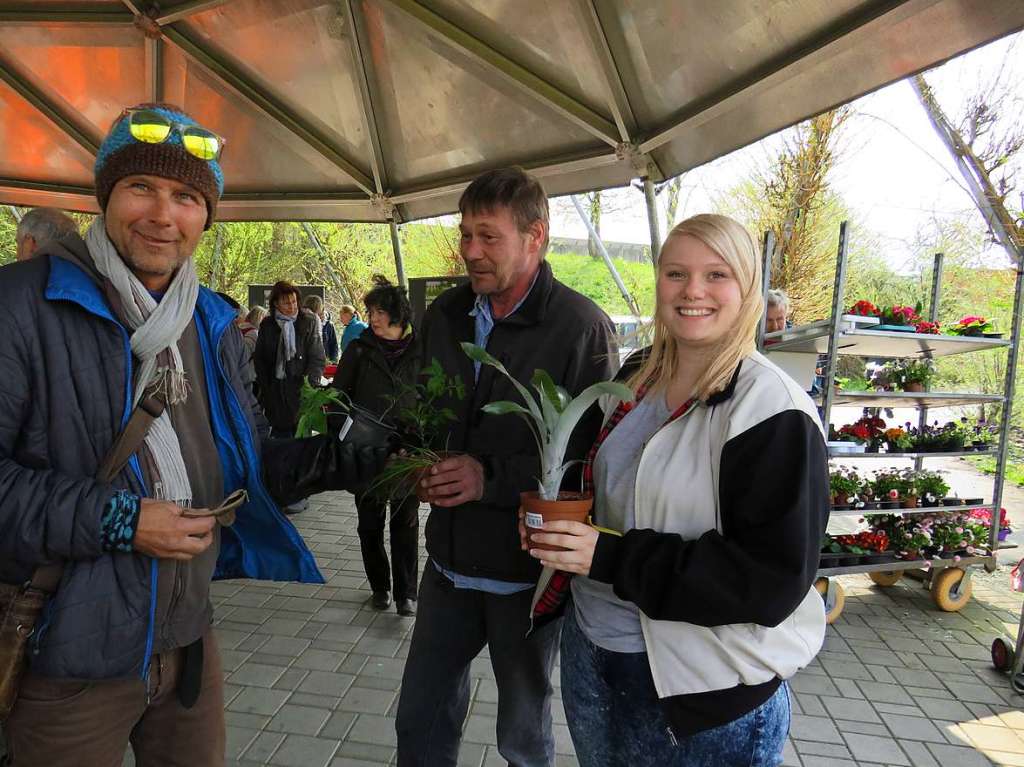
[525,512,544,529]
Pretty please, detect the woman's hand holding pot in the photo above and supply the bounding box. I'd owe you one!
[527,520,598,575]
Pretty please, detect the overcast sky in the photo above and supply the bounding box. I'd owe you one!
[547,32,1023,271]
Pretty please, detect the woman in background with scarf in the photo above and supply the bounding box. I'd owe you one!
[331,276,421,616]
[254,280,326,438]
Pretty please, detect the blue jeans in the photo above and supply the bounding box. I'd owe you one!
[560,607,791,767]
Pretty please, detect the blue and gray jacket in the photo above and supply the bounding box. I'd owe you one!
[0,244,322,681]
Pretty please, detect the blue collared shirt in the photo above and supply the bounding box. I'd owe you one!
[467,271,540,381]
[436,271,541,594]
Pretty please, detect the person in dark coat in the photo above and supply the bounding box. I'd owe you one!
[254,280,326,436]
[332,276,422,616]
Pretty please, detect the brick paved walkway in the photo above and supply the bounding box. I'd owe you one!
[167,491,1024,766]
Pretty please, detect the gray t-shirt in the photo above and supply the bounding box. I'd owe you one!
[571,393,670,652]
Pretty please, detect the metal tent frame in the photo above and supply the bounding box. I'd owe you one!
[1,0,1022,234]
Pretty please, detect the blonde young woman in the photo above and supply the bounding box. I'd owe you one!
[525,214,829,766]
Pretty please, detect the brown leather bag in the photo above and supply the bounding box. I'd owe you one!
[0,393,167,720]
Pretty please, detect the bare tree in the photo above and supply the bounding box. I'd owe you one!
[911,63,1023,260]
[717,107,852,323]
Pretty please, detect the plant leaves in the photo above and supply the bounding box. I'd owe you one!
[481,401,535,417]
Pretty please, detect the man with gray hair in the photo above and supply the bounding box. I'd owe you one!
[15,207,79,261]
[765,288,791,333]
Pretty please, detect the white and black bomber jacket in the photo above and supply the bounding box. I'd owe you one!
[588,350,830,700]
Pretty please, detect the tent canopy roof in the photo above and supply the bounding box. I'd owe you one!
[1,0,1022,222]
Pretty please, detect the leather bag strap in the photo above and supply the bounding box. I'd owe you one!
[28,393,167,594]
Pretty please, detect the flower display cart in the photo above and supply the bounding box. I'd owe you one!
[759,224,1023,624]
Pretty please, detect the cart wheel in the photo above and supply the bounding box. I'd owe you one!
[814,577,845,624]
[869,570,903,587]
[931,568,973,612]
[992,636,1016,672]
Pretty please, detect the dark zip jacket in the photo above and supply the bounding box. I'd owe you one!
[254,309,326,433]
[0,246,323,681]
[420,261,616,582]
[331,327,421,420]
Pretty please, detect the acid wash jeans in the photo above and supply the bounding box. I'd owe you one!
[560,606,791,767]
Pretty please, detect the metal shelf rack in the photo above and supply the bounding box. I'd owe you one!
[757,222,1024,622]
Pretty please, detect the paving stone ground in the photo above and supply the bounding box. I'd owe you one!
[122,487,1024,766]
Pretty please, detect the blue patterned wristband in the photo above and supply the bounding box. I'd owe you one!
[100,491,141,553]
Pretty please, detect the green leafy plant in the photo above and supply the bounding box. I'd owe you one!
[881,358,936,389]
[295,381,349,438]
[914,469,950,503]
[367,359,465,497]
[870,468,912,499]
[836,374,872,392]
[947,315,995,336]
[462,342,634,500]
[829,467,862,499]
[386,358,465,452]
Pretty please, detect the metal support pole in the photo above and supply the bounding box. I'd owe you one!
[7,205,23,223]
[571,195,642,318]
[915,253,944,473]
[389,219,407,288]
[819,221,850,432]
[642,176,661,269]
[300,222,355,305]
[210,223,223,290]
[757,230,776,351]
[990,256,1024,558]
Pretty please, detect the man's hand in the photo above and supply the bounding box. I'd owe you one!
[420,455,485,507]
[133,498,216,560]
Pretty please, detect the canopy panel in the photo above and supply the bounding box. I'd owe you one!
[0,0,1021,222]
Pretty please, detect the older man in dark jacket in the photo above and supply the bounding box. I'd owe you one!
[0,103,386,767]
[395,168,617,767]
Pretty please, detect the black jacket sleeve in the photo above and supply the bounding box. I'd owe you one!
[478,319,617,506]
[588,409,829,628]
[261,434,389,505]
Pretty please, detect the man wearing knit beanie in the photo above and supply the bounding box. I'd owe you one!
[0,104,388,765]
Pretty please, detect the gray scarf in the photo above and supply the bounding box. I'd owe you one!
[275,310,297,380]
[85,218,197,505]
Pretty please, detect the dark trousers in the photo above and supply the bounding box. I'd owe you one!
[355,492,419,600]
[4,629,224,767]
[395,563,560,767]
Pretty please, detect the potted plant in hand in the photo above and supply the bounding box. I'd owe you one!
[461,343,633,549]
[364,358,466,498]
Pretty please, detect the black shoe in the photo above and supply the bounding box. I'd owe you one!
[371,590,392,611]
[396,597,417,617]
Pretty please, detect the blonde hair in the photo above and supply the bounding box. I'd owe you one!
[629,214,764,400]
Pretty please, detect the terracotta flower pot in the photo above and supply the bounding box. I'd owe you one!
[832,493,850,507]
[903,381,925,393]
[901,495,919,509]
[521,491,594,551]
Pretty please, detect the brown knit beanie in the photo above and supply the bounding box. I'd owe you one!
[94,103,224,229]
